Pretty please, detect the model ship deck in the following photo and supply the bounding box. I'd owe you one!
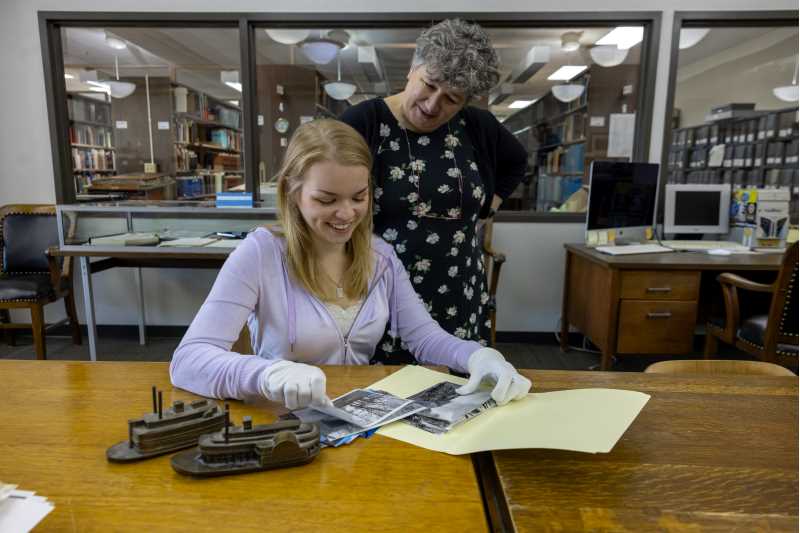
[107,387,226,462]
[171,416,320,477]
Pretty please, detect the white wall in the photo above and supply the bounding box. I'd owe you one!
[1,0,795,331]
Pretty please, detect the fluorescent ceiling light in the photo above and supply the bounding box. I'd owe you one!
[64,73,74,79]
[595,26,644,50]
[679,28,710,50]
[105,32,127,50]
[508,99,536,109]
[547,65,587,81]
[221,71,242,92]
[227,100,240,107]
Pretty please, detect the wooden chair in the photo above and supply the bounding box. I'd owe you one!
[232,326,253,355]
[480,219,506,347]
[645,359,796,377]
[0,204,81,359]
[704,242,798,368]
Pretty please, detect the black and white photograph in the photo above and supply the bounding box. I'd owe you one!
[402,382,497,434]
[313,388,418,428]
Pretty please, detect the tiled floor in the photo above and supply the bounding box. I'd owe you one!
[0,330,761,373]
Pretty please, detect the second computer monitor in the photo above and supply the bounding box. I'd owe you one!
[586,161,660,244]
[663,184,731,235]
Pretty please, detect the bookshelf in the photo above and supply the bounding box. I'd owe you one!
[67,93,117,194]
[172,85,244,199]
[667,107,799,221]
[502,65,639,211]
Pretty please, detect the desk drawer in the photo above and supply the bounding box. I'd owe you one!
[620,271,700,301]
[617,300,697,354]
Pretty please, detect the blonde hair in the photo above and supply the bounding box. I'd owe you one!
[274,119,373,301]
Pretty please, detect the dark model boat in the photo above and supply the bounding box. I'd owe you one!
[171,410,320,477]
[107,386,226,462]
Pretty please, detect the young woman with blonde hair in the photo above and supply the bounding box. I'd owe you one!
[170,119,530,410]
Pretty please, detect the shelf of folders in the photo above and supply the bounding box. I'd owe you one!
[667,106,798,189]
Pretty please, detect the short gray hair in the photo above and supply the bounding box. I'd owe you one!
[411,19,500,100]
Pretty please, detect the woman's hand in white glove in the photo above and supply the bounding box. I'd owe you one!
[258,360,333,410]
[456,348,532,405]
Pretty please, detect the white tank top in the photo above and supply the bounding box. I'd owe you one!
[324,300,364,336]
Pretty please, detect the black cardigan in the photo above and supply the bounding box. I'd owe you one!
[340,99,528,219]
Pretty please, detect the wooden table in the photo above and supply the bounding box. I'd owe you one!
[560,244,783,370]
[484,369,799,532]
[0,361,487,532]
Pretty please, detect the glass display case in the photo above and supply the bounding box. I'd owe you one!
[56,201,278,253]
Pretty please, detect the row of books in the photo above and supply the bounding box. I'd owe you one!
[210,128,243,151]
[69,123,113,147]
[67,96,110,124]
[71,147,115,171]
[553,113,586,145]
[670,137,798,170]
[534,175,583,211]
[667,167,797,188]
[671,109,797,148]
[542,143,585,175]
[175,145,240,172]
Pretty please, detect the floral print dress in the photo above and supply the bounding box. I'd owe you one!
[370,101,490,364]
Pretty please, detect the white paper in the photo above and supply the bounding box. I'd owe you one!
[0,490,54,533]
[158,237,217,247]
[590,116,605,127]
[372,366,649,455]
[607,113,636,158]
[157,121,170,130]
[115,120,128,129]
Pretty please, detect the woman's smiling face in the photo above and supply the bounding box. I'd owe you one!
[400,65,467,133]
[295,160,370,251]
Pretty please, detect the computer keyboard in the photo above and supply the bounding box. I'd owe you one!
[595,244,674,255]
[661,240,750,251]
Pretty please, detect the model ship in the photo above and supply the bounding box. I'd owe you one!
[171,407,320,477]
[107,386,227,462]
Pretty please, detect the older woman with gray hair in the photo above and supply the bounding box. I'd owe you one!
[341,18,527,365]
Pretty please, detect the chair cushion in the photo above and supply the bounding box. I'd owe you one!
[2,213,58,273]
[737,315,768,346]
[0,275,58,301]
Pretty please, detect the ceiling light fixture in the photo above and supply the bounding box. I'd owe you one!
[105,31,127,50]
[560,32,582,52]
[221,70,242,92]
[589,45,629,67]
[324,55,356,101]
[595,26,644,50]
[264,29,310,45]
[551,84,585,103]
[64,73,75,79]
[773,59,799,103]
[679,28,710,50]
[300,31,346,65]
[547,65,588,81]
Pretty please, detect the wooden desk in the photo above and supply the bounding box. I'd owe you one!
[52,246,232,361]
[485,369,799,532]
[560,244,783,370]
[0,361,487,532]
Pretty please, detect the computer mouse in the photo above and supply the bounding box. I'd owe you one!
[707,248,732,256]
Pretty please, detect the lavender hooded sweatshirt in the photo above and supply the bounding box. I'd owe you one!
[170,228,481,400]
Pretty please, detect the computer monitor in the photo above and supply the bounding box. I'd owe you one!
[663,184,731,235]
[586,161,660,244]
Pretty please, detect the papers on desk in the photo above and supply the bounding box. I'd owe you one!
[0,483,54,533]
[204,239,242,248]
[158,237,217,247]
[90,232,159,246]
[371,366,650,455]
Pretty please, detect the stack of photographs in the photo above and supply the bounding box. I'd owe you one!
[401,382,497,435]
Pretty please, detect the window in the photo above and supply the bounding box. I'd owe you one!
[665,14,799,228]
[61,25,243,202]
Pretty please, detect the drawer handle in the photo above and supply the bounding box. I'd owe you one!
[646,287,672,293]
[646,312,673,319]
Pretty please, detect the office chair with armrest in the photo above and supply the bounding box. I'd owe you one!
[704,242,798,368]
[0,204,81,359]
[479,218,506,347]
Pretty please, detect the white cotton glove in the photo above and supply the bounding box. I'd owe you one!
[456,348,532,406]
[258,360,333,410]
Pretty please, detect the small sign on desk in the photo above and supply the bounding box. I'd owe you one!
[216,192,253,208]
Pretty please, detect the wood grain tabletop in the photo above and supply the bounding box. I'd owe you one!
[489,369,799,532]
[0,361,487,533]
